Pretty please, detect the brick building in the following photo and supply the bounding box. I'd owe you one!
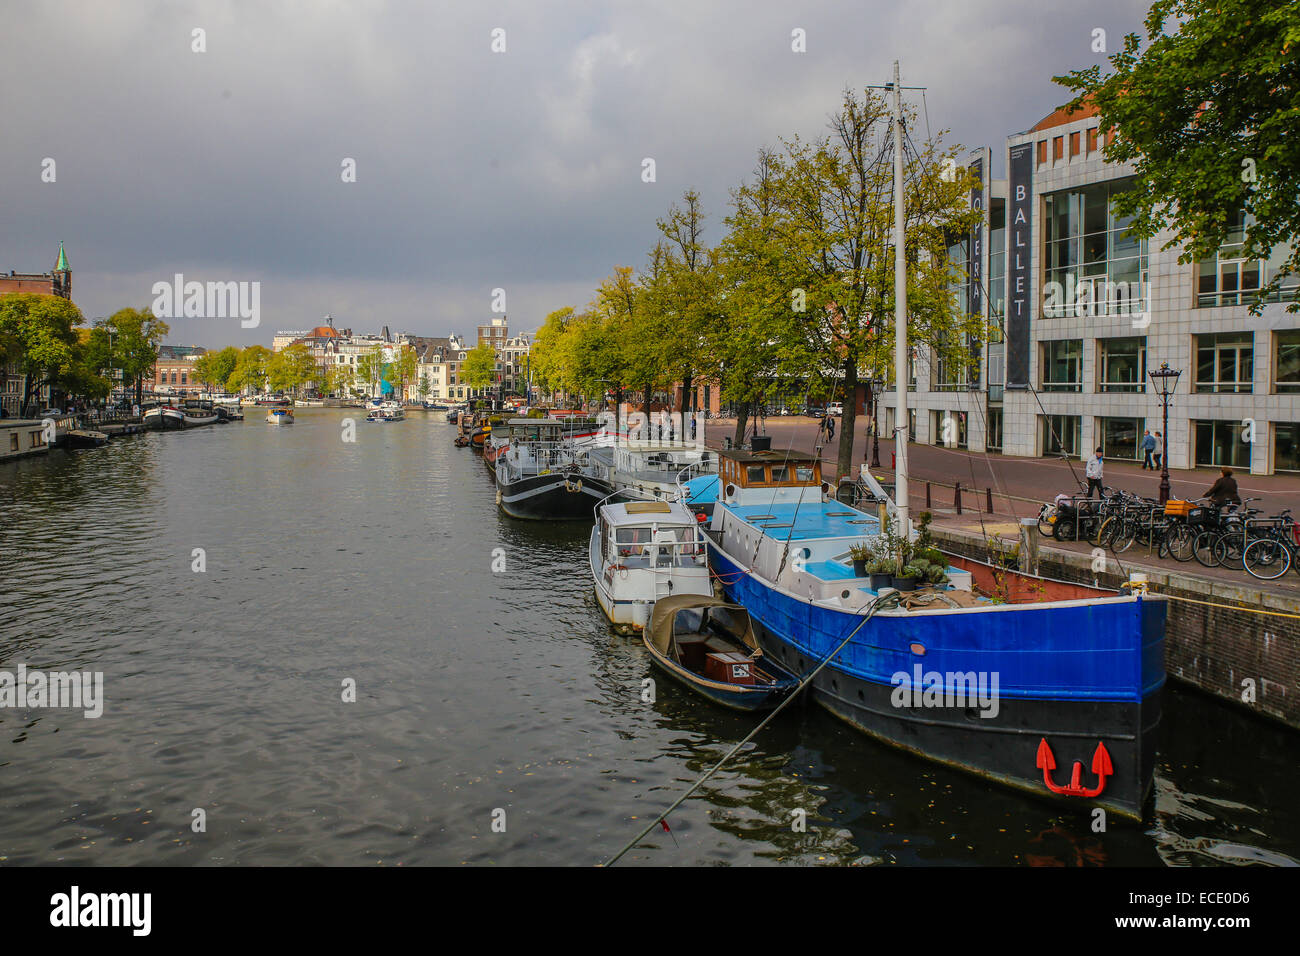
[1,242,73,415]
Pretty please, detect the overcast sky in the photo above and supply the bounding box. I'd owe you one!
[1,0,1148,347]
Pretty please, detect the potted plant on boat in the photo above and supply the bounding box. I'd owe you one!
[849,542,871,577]
[867,557,895,591]
[893,564,923,592]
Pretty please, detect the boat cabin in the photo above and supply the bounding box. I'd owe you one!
[596,500,706,571]
[715,448,824,507]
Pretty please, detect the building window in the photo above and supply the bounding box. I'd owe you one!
[988,204,1006,342]
[1194,419,1252,468]
[1036,140,1047,165]
[1069,132,1080,157]
[1041,339,1082,392]
[1196,212,1299,307]
[1098,337,1146,392]
[1277,330,1300,393]
[1276,423,1300,473]
[987,408,1003,452]
[1052,136,1063,161]
[1099,417,1143,460]
[1041,415,1081,457]
[1086,128,1098,153]
[1195,332,1253,393]
[1042,180,1148,320]
[931,410,968,448]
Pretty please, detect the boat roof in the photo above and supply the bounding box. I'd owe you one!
[647,594,756,657]
[717,447,819,465]
[726,500,880,540]
[600,500,697,527]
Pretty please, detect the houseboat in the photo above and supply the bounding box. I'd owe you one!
[589,499,713,633]
[494,418,614,520]
[266,407,294,425]
[593,441,718,502]
[704,446,1165,820]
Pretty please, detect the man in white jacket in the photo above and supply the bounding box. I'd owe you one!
[1085,448,1104,498]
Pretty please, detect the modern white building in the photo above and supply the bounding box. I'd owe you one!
[883,101,1300,475]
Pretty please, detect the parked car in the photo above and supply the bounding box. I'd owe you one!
[808,407,827,419]
[827,402,844,417]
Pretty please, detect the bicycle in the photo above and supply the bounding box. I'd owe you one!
[1242,511,1299,580]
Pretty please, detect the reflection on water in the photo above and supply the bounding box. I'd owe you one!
[0,410,1297,866]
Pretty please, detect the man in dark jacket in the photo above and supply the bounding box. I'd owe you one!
[1204,467,1241,506]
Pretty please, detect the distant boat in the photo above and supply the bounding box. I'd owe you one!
[494,418,614,519]
[294,398,325,407]
[644,594,801,711]
[65,428,109,448]
[590,499,714,633]
[143,406,185,431]
[266,408,294,425]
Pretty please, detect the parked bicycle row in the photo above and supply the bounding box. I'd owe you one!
[1038,471,1300,582]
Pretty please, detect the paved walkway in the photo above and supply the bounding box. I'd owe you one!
[702,415,1300,598]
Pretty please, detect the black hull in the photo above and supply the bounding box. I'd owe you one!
[497,472,614,520]
[749,620,1159,820]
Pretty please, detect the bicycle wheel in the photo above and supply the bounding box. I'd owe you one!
[1165,524,1196,562]
[1094,516,1119,549]
[1038,509,1055,537]
[1243,538,1292,581]
[1111,520,1137,553]
[1213,534,1245,570]
[1193,531,1222,568]
[1052,517,1077,542]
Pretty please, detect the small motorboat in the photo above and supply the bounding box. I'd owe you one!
[65,428,108,448]
[644,594,801,711]
[266,408,294,425]
[365,401,405,423]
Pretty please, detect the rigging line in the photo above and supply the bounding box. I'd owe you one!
[601,590,900,867]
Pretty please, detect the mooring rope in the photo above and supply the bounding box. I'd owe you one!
[601,590,900,867]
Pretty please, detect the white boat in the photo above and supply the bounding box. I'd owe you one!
[294,398,325,407]
[595,441,717,501]
[590,499,713,634]
[266,408,294,424]
[365,402,405,422]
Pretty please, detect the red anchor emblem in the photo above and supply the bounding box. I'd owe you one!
[1036,738,1113,798]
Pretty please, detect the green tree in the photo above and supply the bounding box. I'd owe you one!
[0,293,84,413]
[1056,0,1300,310]
[530,306,576,400]
[104,306,169,405]
[385,344,418,402]
[194,346,239,394]
[267,344,317,396]
[462,342,497,393]
[227,345,270,395]
[355,346,385,396]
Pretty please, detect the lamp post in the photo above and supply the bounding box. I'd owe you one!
[868,376,883,468]
[1148,362,1181,505]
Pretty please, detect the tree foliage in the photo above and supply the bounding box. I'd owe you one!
[1055,0,1300,310]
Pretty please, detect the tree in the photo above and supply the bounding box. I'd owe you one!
[1055,0,1300,310]
[227,345,270,395]
[761,88,979,478]
[194,346,239,394]
[531,306,576,400]
[462,342,497,394]
[104,306,169,405]
[0,293,85,413]
[267,344,317,396]
[385,345,418,402]
[355,346,385,396]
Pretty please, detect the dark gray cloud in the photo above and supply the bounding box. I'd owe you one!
[0,0,1147,345]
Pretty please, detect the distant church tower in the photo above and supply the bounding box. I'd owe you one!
[53,241,71,299]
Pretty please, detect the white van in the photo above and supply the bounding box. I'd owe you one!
[827,402,843,417]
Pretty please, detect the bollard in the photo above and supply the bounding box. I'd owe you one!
[986,487,994,514]
[1019,518,1039,575]
[925,482,932,509]
[954,482,962,515]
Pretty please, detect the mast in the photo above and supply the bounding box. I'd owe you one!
[891,60,911,558]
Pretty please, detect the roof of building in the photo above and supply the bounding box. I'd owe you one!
[1030,100,1100,132]
[55,241,69,272]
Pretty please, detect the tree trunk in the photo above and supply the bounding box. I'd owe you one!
[643,383,654,439]
[733,401,750,446]
[680,372,694,414]
[837,360,859,482]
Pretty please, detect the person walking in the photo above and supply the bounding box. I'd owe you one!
[1153,431,1164,470]
[826,416,836,441]
[1140,430,1156,469]
[1204,466,1241,507]
[1085,447,1104,498]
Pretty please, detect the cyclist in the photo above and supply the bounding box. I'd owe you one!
[1204,466,1241,507]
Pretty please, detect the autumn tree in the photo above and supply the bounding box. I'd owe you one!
[0,293,85,414]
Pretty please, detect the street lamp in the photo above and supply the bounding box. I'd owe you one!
[1148,362,1182,505]
[868,376,884,468]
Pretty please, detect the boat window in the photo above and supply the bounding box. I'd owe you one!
[770,465,789,482]
[746,465,766,484]
[795,465,814,482]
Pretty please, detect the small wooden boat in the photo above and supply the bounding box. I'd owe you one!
[66,428,108,448]
[644,594,801,711]
[266,408,294,425]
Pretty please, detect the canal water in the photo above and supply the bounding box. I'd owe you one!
[1,410,1297,866]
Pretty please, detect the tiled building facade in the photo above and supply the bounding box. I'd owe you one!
[882,103,1300,475]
